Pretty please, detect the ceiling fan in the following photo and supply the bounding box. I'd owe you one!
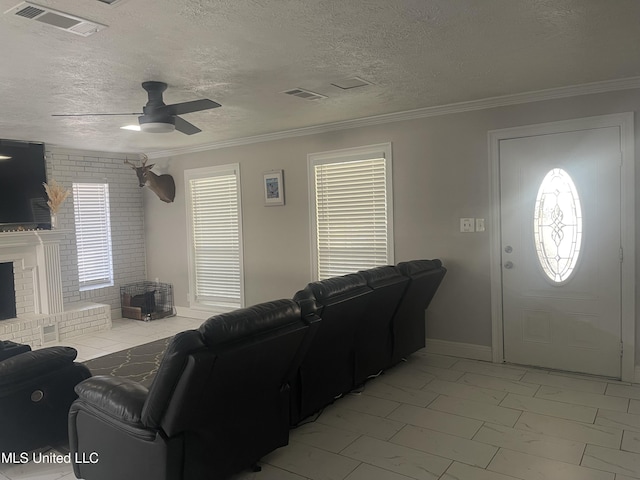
[52,81,221,135]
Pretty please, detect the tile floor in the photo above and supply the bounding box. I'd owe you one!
[3,317,640,479]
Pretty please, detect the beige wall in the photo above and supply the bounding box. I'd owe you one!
[145,88,640,355]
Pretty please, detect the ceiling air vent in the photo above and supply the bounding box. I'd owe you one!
[282,88,327,101]
[15,4,42,18]
[331,77,373,90]
[5,2,107,36]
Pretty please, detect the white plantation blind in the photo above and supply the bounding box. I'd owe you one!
[72,183,114,290]
[186,165,243,308]
[310,144,393,280]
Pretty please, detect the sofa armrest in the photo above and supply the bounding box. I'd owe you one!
[0,340,31,362]
[69,376,176,480]
[75,376,149,427]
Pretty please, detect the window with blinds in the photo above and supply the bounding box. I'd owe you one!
[72,183,114,290]
[185,164,243,310]
[309,143,393,280]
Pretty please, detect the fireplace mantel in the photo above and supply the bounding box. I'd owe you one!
[0,229,72,315]
[0,229,70,248]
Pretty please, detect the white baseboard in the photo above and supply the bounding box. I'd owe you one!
[425,338,493,362]
[175,305,237,320]
[175,306,213,320]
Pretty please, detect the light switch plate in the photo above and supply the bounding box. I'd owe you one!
[460,218,475,232]
[476,218,485,232]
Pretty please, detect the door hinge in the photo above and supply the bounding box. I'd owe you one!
[620,247,624,263]
[620,342,624,357]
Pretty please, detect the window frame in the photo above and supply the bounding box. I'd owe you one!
[184,163,244,313]
[308,143,394,280]
[72,182,114,291]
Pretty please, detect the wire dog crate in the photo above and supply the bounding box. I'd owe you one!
[120,281,176,321]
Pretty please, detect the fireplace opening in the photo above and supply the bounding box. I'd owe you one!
[0,262,16,320]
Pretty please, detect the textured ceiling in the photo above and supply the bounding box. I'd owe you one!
[1,0,640,154]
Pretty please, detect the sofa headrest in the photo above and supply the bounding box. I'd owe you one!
[301,273,369,301]
[0,346,77,387]
[198,299,302,347]
[359,265,408,288]
[396,259,443,277]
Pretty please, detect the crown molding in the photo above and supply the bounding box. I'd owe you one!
[143,76,640,159]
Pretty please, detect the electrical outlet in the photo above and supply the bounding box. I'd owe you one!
[460,218,475,232]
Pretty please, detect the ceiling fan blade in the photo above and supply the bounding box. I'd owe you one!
[166,99,221,115]
[52,113,142,117]
[174,116,202,135]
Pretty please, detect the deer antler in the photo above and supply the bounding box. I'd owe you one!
[140,153,149,167]
[124,158,138,168]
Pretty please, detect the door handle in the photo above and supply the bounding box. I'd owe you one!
[504,261,514,269]
[504,246,513,253]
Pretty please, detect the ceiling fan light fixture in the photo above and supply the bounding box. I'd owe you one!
[138,115,175,133]
[140,122,175,133]
[120,124,141,131]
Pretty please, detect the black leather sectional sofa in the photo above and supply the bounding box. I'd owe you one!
[68,259,446,480]
[2,259,445,480]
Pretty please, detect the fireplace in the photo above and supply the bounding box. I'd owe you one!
[0,262,16,320]
[0,230,111,347]
[0,230,65,316]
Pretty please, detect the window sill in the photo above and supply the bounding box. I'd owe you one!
[79,281,114,292]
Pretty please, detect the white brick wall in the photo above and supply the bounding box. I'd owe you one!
[45,147,148,313]
[0,303,111,348]
[12,262,34,315]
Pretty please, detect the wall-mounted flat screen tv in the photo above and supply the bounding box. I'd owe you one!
[0,140,50,230]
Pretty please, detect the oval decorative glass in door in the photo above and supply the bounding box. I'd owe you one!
[533,168,583,283]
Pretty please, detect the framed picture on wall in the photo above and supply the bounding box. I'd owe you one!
[263,170,285,206]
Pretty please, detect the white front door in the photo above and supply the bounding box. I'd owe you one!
[499,126,623,378]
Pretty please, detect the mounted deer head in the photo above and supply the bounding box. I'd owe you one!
[125,155,176,203]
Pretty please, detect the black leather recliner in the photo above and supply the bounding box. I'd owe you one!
[392,259,447,364]
[291,274,372,425]
[0,346,91,454]
[356,266,410,384]
[69,299,318,480]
